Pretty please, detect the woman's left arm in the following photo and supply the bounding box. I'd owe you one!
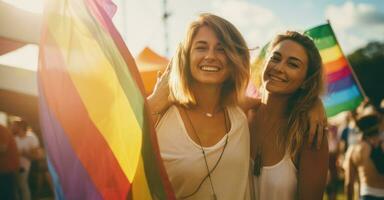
[298,133,329,200]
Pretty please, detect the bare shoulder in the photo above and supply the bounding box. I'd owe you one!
[350,141,371,164]
[354,141,371,154]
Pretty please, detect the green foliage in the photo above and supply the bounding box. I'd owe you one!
[348,41,384,108]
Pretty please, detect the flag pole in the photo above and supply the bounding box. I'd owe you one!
[163,0,170,57]
[326,19,368,100]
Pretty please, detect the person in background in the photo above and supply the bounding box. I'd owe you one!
[248,31,329,200]
[340,111,361,153]
[11,118,41,200]
[344,107,384,200]
[0,124,19,200]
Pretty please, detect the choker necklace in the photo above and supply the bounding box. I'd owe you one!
[181,106,229,200]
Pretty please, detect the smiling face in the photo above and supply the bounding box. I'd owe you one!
[189,26,231,86]
[263,39,309,95]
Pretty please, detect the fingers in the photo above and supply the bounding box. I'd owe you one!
[157,70,162,80]
[308,119,316,147]
[308,118,328,149]
[314,119,328,149]
[162,58,172,77]
[316,122,322,149]
[157,59,172,81]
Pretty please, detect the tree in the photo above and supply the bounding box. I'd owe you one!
[348,41,384,109]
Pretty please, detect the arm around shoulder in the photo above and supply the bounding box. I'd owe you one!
[298,133,329,200]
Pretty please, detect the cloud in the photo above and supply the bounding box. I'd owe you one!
[325,2,384,53]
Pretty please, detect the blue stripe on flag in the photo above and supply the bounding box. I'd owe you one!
[47,156,65,200]
[324,85,361,107]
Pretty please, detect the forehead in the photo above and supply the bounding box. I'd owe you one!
[272,40,308,63]
[192,26,220,44]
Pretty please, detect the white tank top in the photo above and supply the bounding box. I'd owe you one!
[156,105,251,200]
[252,154,297,200]
[360,184,384,197]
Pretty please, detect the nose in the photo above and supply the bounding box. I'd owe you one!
[272,62,284,72]
[204,48,216,61]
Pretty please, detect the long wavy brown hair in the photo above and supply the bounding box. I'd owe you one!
[268,31,325,157]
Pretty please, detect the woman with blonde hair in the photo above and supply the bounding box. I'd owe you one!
[149,13,252,199]
[249,31,329,200]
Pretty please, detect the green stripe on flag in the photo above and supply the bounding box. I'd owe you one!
[312,35,337,50]
[304,24,333,39]
[325,96,363,117]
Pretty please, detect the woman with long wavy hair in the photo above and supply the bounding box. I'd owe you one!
[248,31,329,200]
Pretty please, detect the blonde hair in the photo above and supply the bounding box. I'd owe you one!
[269,31,325,157]
[169,13,250,106]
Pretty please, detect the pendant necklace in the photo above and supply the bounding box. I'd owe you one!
[181,106,229,200]
[199,108,222,118]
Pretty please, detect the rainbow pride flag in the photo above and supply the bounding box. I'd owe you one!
[304,23,364,117]
[250,24,364,117]
[38,0,175,199]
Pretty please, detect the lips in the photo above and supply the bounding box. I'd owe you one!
[200,65,221,72]
[268,74,287,82]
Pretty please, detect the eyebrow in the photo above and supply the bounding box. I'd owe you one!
[193,41,222,46]
[273,52,304,65]
[194,41,208,45]
[288,57,304,65]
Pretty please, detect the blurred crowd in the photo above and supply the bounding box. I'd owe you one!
[325,100,384,200]
[0,116,52,200]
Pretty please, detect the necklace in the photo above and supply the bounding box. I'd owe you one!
[181,106,229,200]
[197,107,222,118]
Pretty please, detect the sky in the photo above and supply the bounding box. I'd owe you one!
[1,0,383,71]
[113,0,384,58]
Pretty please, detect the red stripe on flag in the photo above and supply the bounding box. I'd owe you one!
[326,65,351,83]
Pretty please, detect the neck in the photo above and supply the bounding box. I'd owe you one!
[261,91,289,119]
[191,82,222,113]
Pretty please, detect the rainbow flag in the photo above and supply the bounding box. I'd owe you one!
[38,0,175,199]
[304,23,364,117]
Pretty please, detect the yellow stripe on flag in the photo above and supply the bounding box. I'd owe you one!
[320,45,343,63]
[47,8,141,182]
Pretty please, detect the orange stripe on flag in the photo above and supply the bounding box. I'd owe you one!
[324,56,348,74]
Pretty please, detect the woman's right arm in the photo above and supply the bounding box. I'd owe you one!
[147,66,172,125]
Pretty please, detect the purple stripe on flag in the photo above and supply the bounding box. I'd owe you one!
[326,65,351,83]
[327,75,356,93]
[39,87,103,200]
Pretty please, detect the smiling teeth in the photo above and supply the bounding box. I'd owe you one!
[201,66,220,72]
[270,75,285,82]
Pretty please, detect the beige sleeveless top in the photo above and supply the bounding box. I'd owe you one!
[156,105,251,200]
